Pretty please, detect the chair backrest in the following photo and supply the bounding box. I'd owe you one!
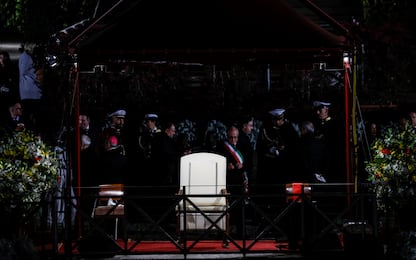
[97,183,124,206]
[179,152,227,206]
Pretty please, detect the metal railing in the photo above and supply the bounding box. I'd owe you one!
[6,183,378,258]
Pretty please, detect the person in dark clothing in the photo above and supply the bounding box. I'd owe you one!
[255,108,301,243]
[148,121,180,228]
[256,108,300,186]
[79,114,100,187]
[237,115,256,186]
[0,100,39,139]
[312,101,345,183]
[96,113,129,237]
[137,113,161,185]
[367,122,380,146]
[310,101,347,243]
[1,101,31,133]
[217,126,248,195]
[91,109,129,239]
[236,115,257,223]
[151,121,180,187]
[0,51,19,115]
[299,120,331,183]
[78,113,101,232]
[216,125,248,238]
[97,109,128,185]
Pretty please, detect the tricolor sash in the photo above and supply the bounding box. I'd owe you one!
[224,141,249,194]
[224,141,244,164]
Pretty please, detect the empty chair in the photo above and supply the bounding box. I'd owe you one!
[176,152,230,247]
[92,183,125,240]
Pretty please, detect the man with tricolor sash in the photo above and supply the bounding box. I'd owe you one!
[216,125,250,239]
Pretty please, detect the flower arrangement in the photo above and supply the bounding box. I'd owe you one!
[0,130,60,212]
[365,123,416,212]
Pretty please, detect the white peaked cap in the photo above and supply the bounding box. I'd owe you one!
[313,101,331,107]
[145,113,158,120]
[268,108,285,117]
[109,109,126,118]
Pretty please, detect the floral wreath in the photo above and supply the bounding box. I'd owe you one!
[0,130,60,213]
[365,123,416,212]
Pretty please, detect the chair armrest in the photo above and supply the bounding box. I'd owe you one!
[220,189,230,195]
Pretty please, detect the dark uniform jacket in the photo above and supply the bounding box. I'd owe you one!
[257,120,300,185]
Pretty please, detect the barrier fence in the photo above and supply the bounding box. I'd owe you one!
[4,183,380,258]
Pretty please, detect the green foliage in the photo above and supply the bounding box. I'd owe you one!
[0,130,60,208]
[1,0,96,43]
[365,124,416,212]
[1,0,24,33]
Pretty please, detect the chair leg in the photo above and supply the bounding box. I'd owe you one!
[177,232,184,246]
[222,235,229,248]
[115,217,118,240]
[222,213,230,248]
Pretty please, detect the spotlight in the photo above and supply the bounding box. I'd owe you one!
[343,52,351,69]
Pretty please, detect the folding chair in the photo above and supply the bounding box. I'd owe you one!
[92,183,125,240]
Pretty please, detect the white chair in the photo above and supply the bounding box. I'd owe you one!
[92,183,125,240]
[176,152,229,246]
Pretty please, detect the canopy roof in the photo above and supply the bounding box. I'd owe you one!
[69,0,350,67]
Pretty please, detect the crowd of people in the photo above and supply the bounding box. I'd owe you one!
[3,46,416,244]
[71,100,350,237]
[0,46,404,196]
[75,102,345,193]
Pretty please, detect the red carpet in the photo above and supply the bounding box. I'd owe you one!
[54,239,287,255]
[125,240,285,253]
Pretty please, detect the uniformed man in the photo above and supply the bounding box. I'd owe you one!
[312,101,345,183]
[257,108,300,185]
[97,109,128,184]
[137,113,161,185]
[138,113,161,160]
